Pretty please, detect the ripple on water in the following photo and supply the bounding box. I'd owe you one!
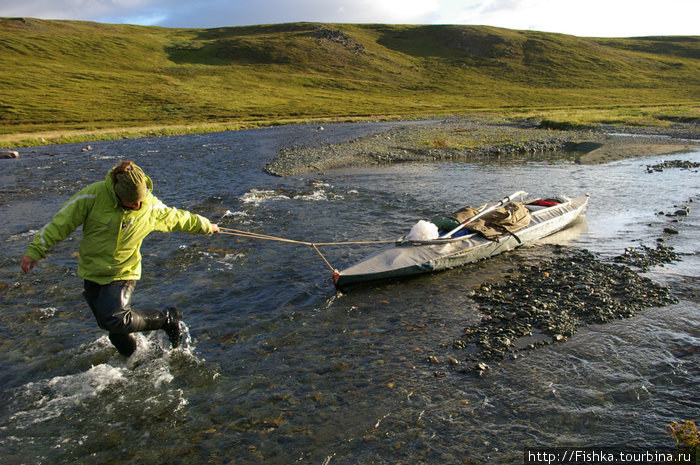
[0,130,697,464]
[0,330,218,462]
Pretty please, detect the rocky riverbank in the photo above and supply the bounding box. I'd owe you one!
[440,193,698,374]
[449,245,679,373]
[264,117,700,176]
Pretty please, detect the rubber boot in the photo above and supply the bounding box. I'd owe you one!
[109,333,138,357]
[135,309,169,331]
[136,308,183,349]
[164,307,183,349]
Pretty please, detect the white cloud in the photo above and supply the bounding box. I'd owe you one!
[0,0,698,36]
[349,0,441,23]
[1,0,156,21]
[437,0,700,36]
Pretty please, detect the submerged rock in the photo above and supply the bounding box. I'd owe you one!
[1,150,19,159]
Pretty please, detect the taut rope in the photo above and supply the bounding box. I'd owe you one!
[218,227,396,272]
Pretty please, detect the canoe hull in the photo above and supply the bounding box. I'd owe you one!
[334,195,588,289]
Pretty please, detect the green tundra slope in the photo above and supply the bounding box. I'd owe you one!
[1,18,698,144]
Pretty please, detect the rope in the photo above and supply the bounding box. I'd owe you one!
[218,227,397,272]
[312,244,335,272]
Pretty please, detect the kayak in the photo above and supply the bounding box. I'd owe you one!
[332,193,589,290]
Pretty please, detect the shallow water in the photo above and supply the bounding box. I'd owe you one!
[0,123,698,464]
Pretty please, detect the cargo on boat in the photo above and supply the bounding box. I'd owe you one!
[333,193,589,290]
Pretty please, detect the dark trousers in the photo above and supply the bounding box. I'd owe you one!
[83,280,166,356]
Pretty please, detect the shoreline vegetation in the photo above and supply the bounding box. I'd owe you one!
[4,116,699,173]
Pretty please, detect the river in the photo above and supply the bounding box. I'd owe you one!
[1,123,698,464]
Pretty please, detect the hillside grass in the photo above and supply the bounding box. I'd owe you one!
[1,18,698,147]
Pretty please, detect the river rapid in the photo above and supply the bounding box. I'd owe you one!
[0,122,698,464]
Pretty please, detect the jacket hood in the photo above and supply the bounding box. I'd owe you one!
[105,169,154,205]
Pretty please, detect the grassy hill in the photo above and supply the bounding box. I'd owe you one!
[1,18,698,146]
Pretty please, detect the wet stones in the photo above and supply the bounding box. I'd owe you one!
[663,200,692,219]
[646,159,700,173]
[614,243,678,271]
[453,247,678,370]
[656,197,694,235]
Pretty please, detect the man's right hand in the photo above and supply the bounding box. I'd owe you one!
[21,256,36,273]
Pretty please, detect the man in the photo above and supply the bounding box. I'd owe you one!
[21,161,219,357]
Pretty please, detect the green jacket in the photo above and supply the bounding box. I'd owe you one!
[25,170,214,284]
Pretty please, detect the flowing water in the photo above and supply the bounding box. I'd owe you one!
[0,123,698,464]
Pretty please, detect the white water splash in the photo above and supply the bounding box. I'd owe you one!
[212,252,247,270]
[6,229,37,241]
[222,210,248,218]
[6,326,205,433]
[298,189,328,201]
[38,307,57,319]
[9,364,127,428]
[240,189,290,205]
[239,185,343,205]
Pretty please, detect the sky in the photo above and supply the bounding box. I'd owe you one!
[0,0,698,37]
